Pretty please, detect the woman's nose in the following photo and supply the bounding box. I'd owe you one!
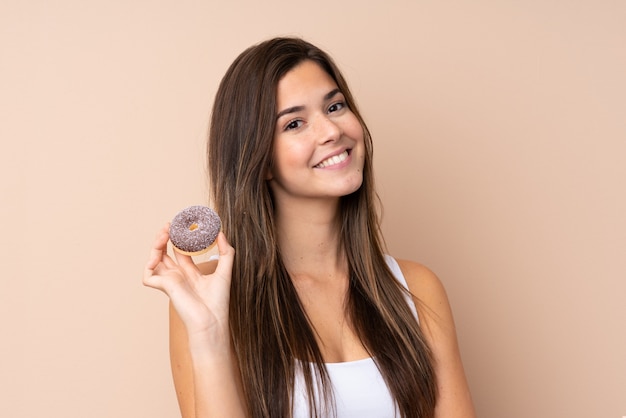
[315,114,342,144]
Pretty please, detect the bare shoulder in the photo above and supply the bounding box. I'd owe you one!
[395,258,477,417]
[395,259,441,290]
[395,259,449,320]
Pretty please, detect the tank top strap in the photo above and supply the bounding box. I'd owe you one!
[383,254,419,322]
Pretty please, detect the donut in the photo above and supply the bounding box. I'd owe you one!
[169,205,221,256]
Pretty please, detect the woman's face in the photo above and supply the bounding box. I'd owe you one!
[268,60,365,205]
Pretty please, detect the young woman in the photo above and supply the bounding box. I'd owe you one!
[144,37,475,418]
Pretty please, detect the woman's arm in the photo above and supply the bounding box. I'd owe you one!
[171,312,246,418]
[169,262,247,418]
[143,225,247,418]
[398,259,477,418]
[170,304,195,417]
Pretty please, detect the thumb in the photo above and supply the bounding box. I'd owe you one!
[212,232,235,281]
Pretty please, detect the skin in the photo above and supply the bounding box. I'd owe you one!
[145,228,246,418]
[145,60,476,417]
[269,60,366,204]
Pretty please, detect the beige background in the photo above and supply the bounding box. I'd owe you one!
[1,1,624,417]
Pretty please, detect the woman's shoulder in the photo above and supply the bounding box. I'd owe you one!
[394,259,444,296]
[392,258,477,416]
[393,258,450,321]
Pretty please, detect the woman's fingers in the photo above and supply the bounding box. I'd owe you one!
[142,227,235,336]
[143,223,188,292]
[212,232,235,282]
[143,227,234,310]
[173,248,201,278]
[143,225,170,284]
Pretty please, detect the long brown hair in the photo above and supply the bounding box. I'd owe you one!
[208,37,437,418]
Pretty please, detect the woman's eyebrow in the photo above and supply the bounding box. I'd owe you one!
[275,88,342,120]
[323,88,341,101]
[276,105,304,120]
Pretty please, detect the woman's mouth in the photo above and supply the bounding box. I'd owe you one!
[314,150,350,168]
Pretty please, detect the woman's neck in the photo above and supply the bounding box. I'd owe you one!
[274,198,346,278]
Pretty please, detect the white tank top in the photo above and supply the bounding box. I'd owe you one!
[292,255,418,418]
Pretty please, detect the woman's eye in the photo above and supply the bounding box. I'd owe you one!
[328,102,345,113]
[285,120,303,131]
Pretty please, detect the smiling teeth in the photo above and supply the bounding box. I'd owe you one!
[315,150,348,168]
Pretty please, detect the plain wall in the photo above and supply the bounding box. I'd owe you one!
[1,1,624,417]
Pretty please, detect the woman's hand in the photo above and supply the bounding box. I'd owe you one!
[143,224,235,351]
[144,225,247,417]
